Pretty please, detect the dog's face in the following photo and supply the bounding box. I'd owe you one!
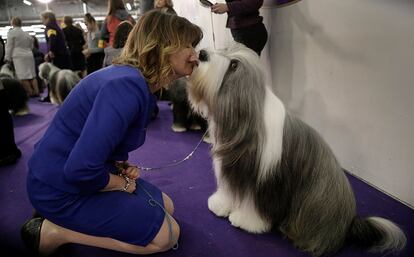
[188,44,265,118]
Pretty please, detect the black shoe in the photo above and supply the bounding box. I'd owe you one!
[21,217,44,257]
[32,210,43,218]
[14,148,22,159]
[39,96,50,103]
[0,148,22,167]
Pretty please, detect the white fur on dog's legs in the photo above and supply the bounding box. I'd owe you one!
[171,123,187,132]
[208,187,233,217]
[228,194,271,233]
[208,157,234,217]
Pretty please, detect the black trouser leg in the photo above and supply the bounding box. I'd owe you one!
[0,89,20,160]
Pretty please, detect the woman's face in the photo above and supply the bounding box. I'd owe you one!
[169,46,199,79]
[155,0,166,8]
[41,16,48,25]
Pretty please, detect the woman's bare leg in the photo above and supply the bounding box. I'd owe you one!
[40,216,179,255]
[162,193,174,215]
[20,80,33,96]
[39,192,179,255]
[30,78,39,96]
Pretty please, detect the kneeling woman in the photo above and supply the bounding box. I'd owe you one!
[22,10,202,256]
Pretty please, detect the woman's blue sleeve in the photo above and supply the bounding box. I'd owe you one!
[63,79,146,193]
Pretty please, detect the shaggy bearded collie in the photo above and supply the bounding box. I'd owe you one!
[38,62,80,105]
[187,44,406,256]
[0,63,29,115]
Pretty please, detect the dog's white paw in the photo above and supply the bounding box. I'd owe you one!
[203,134,212,144]
[190,123,201,131]
[208,192,232,217]
[229,209,271,234]
[171,124,187,132]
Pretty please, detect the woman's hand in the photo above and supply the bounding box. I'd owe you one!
[211,3,228,14]
[121,165,140,180]
[44,51,54,62]
[120,175,137,193]
[101,173,136,193]
[82,48,91,58]
[116,161,140,180]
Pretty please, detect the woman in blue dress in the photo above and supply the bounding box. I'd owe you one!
[21,10,202,256]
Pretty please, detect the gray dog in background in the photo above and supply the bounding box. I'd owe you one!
[187,44,406,256]
[38,62,80,105]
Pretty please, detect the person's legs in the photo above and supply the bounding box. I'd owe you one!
[25,175,178,255]
[39,82,51,102]
[30,78,39,96]
[86,52,104,75]
[38,213,179,255]
[0,88,21,166]
[162,193,174,215]
[20,80,33,96]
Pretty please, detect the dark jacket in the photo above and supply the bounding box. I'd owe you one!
[225,0,264,29]
[45,21,70,56]
[63,25,85,54]
[0,35,5,66]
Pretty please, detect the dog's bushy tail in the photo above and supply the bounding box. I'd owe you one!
[347,216,406,254]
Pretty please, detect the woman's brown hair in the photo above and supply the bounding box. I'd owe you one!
[108,0,126,15]
[113,10,203,89]
[41,11,57,24]
[11,17,22,27]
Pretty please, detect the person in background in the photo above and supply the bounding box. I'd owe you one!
[32,36,45,93]
[154,0,177,15]
[0,35,5,67]
[5,17,39,97]
[63,16,86,78]
[83,13,105,74]
[40,11,71,102]
[211,0,268,56]
[0,35,22,167]
[21,10,202,256]
[0,80,22,167]
[103,20,133,67]
[100,0,136,48]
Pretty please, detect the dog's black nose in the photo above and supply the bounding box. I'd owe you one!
[199,50,209,62]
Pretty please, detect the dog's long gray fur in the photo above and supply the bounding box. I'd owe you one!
[39,62,80,105]
[188,44,406,256]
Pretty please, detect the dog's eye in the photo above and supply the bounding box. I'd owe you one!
[230,60,238,70]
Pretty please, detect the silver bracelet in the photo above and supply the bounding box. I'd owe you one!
[121,175,131,192]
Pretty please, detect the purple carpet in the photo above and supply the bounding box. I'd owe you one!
[0,98,413,257]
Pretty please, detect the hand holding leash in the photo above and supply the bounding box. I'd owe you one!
[211,3,228,14]
[119,174,136,193]
[116,161,140,180]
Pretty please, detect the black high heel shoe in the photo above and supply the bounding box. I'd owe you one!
[21,217,44,257]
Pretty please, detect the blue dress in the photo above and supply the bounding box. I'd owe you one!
[27,65,165,246]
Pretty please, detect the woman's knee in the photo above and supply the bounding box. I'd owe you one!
[149,216,180,252]
[162,193,174,215]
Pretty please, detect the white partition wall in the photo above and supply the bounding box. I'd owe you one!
[270,0,414,207]
[176,0,414,207]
